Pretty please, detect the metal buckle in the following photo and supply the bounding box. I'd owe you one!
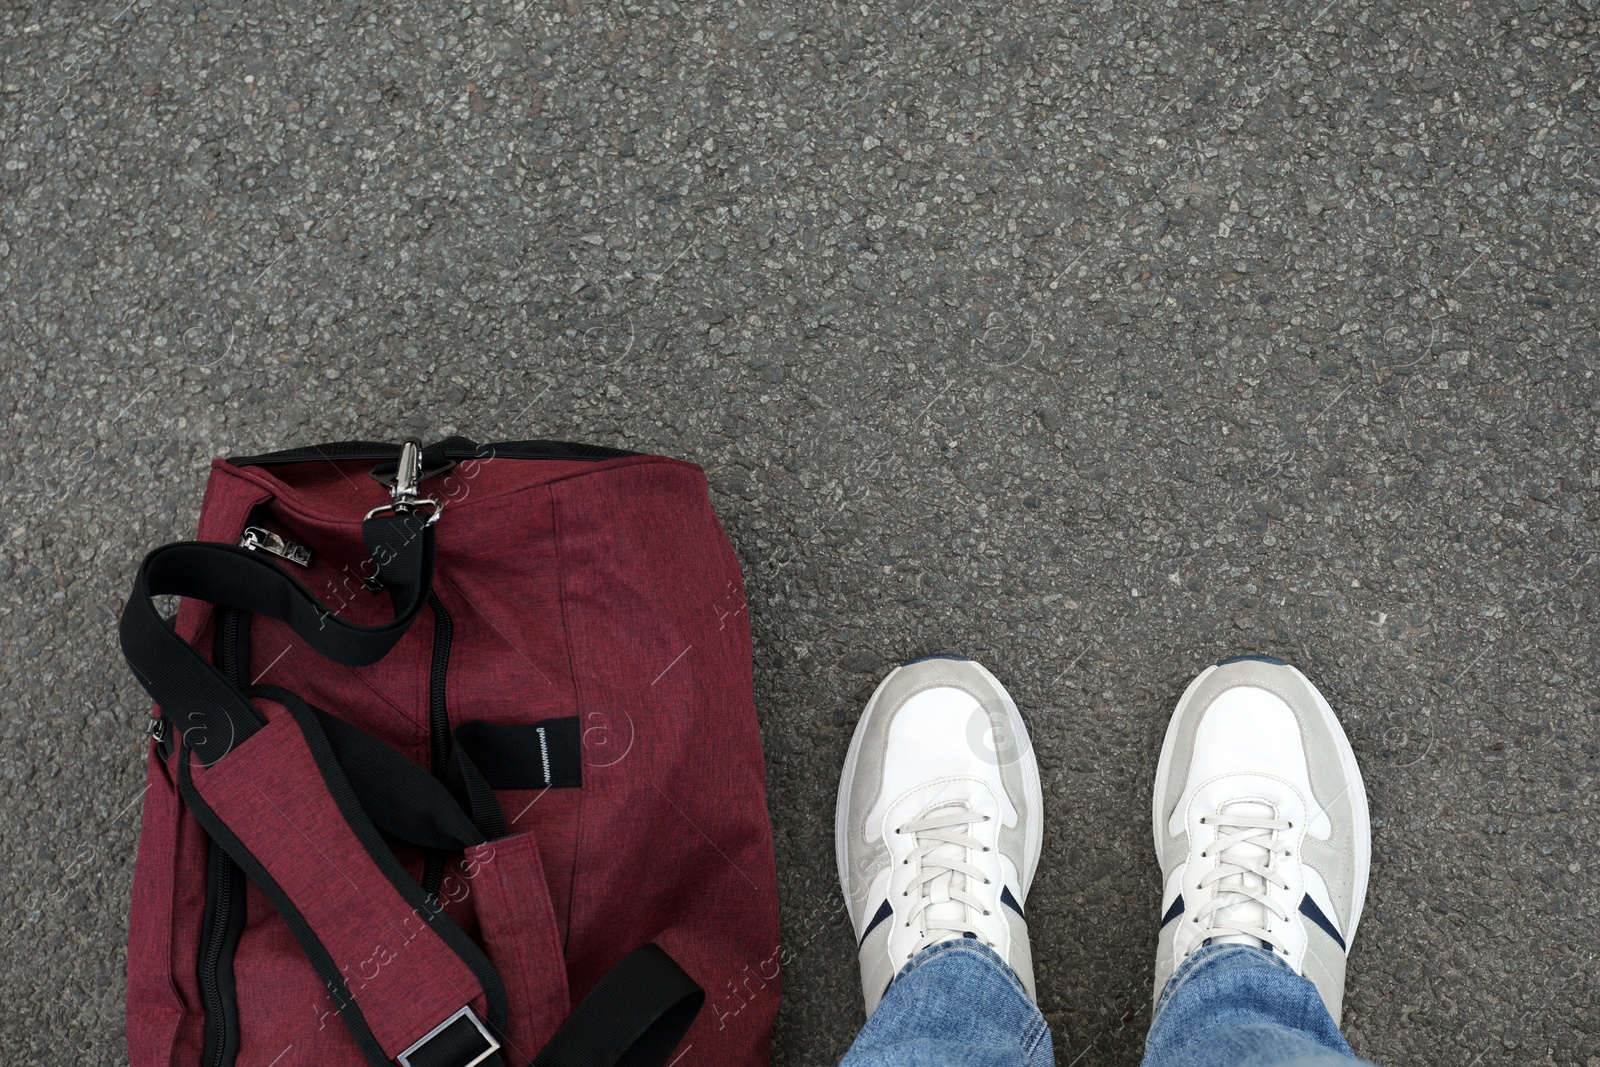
[395,1005,499,1067]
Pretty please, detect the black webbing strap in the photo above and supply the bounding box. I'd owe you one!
[445,743,511,840]
[317,709,513,846]
[532,945,705,1067]
[315,710,492,850]
[120,509,436,766]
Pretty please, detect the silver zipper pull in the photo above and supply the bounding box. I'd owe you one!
[239,526,313,566]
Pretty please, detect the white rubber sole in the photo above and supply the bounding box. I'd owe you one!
[1150,660,1372,945]
[836,658,1045,932]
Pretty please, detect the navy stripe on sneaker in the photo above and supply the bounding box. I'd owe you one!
[1000,885,1026,920]
[1298,895,1346,951]
[1160,896,1185,927]
[1214,653,1289,667]
[859,898,893,948]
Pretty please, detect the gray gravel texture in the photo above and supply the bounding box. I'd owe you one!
[3,0,1599,1063]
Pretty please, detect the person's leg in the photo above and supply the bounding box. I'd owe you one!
[1145,655,1375,1067]
[1144,944,1364,1067]
[840,940,1052,1067]
[836,655,1052,1067]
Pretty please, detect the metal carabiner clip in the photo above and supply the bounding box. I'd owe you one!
[364,439,444,526]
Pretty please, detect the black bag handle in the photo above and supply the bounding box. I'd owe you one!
[533,945,705,1067]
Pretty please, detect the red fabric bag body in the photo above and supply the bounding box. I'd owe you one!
[121,439,780,1067]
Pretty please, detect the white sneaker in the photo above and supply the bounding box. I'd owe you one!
[836,655,1044,1015]
[1152,655,1371,1023]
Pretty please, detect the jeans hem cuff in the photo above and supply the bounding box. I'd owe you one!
[897,939,1032,1003]
[1155,942,1294,1018]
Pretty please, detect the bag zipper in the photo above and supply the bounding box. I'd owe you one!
[227,436,638,467]
[217,608,240,683]
[238,525,313,567]
[198,608,248,1067]
[198,842,245,1067]
[421,593,454,901]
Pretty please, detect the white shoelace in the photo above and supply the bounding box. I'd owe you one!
[1189,803,1293,953]
[897,804,993,956]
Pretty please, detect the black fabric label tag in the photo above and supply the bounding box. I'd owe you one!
[455,717,583,789]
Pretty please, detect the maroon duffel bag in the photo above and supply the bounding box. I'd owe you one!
[119,437,780,1067]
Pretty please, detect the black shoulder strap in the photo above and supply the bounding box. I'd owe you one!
[120,509,434,765]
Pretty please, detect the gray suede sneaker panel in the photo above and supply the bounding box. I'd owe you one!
[1153,919,1181,1009]
[857,918,898,1015]
[1155,661,1358,932]
[1003,907,1036,999]
[844,659,1035,919]
[1301,922,1348,1024]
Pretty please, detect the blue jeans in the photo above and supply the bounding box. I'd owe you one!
[840,941,1371,1067]
[839,941,1054,1067]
